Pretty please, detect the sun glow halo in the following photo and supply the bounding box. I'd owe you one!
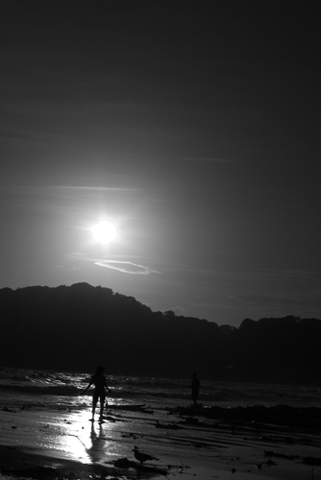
[92,221,117,244]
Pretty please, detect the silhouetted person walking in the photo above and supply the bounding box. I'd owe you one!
[191,372,200,407]
[83,365,110,422]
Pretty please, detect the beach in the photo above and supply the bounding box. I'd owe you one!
[1,402,321,479]
[1,370,321,479]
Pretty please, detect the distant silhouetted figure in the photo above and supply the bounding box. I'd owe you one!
[191,372,200,407]
[83,365,110,422]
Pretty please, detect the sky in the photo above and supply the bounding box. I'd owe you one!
[1,1,320,326]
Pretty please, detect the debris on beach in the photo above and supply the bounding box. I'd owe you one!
[112,456,132,468]
[110,455,168,477]
[155,420,182,429]
[0,465,60,479]
[264,450,321,466]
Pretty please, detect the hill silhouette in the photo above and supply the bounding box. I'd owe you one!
[1,283,320,383]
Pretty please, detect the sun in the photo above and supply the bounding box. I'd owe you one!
[91,221,117,244]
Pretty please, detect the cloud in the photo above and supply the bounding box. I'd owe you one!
[95,260,160,275]
[232,295,321,309]
[48,185,136,192]
[0,184,137,198]
[55,264,82,271]
[179,156,232,163]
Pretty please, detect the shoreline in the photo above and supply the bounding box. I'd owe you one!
[0,444,279,480]
[1,404,321,479]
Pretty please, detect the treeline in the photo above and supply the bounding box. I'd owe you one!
[0,283,320,383]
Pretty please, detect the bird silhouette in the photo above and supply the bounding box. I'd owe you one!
[133,446,159,464]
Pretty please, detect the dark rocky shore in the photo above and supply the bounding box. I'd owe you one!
[171,404,321,431]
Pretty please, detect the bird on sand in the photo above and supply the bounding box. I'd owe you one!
[132,446,159,464]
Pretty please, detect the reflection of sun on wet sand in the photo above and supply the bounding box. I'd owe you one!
[1,403,321,479]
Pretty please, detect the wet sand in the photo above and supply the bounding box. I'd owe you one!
[1,402,321,479]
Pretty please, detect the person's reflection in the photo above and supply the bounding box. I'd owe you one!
[86,423,104,463]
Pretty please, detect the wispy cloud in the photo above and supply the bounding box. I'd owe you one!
[95,260,161,275]
[179,156,320,166]
[48,185,137,192]
[55,264,82,271]
[0,185,137,195]
[179,156,233,163]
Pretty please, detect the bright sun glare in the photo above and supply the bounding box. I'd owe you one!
[92,221,117,244]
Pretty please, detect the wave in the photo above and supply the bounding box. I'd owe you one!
[0,383,81,396]
[1,368,321,407]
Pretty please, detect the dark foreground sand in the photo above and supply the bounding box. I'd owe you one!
[1,402,321,480]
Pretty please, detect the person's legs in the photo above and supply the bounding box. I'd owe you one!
[92,393,98,420]
[192,391,198,406]
[99,394,106,421]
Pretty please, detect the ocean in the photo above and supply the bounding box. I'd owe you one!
[1,367,321,412]
[1,367,321,480]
